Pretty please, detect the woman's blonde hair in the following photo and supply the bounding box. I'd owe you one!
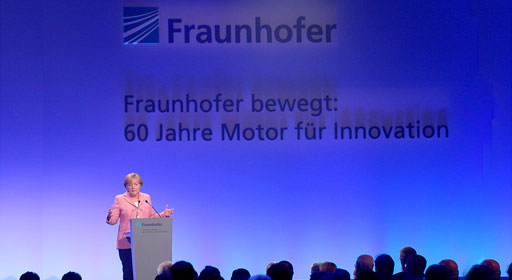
[123,173,143,187]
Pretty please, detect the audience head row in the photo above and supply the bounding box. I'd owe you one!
[154,251,510,280]
[19,251,512,280]
[20,271,82,280]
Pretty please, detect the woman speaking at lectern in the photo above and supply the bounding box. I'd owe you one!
[106,173,174,280]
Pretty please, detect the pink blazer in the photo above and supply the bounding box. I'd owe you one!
[107,192,164,249]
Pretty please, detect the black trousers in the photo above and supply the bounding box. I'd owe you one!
[118,249,134,280]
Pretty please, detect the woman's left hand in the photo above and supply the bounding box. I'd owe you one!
[163,204,174,217]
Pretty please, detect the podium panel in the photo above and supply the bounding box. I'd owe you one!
[130,218,172,280]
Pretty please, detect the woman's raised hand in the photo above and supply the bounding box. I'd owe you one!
[163,204,174,217]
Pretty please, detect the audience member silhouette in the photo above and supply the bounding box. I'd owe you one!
[232,268,251,280]
[354,255,375,279]
[465,265,491,280]
[405,255,427,280]
[481,260,500,280]
[439,260,459,280]
[320,262,338,273]
[267,262,277,272]
[155,274,172,280]
[20,272,40,280]
[393,247,418,280]
[172,260,198,280]
[425,265,449,280]
[375,254,395,280]
[333,269,351,280]
[310,271,328,280]
[267,263,292,280]
[250,274,272,280]
[508,263,511,280]
[158,261,173,276]
[62,271,82,280]
[319,271,336,280]
[311,263,322,274]
[400,248,418,270]
[199,265,223,280]
[279,260,294,280]
[358,270,379,280]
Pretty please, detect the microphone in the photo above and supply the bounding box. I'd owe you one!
[136,200,140,218]
[145,200,162,218]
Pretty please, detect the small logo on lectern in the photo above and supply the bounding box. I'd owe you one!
[123,7,160,44]
[136,221,142,227]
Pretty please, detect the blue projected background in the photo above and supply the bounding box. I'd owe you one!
[0,1,511,280]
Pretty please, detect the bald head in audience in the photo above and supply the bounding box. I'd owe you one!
[355,255,375,279]
[439,259,459,280]
[481,260,500,280]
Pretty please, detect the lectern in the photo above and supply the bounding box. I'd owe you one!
[129,218,172,280]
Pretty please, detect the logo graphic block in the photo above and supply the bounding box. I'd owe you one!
[123,7,159,44]
[136,221,142,227]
